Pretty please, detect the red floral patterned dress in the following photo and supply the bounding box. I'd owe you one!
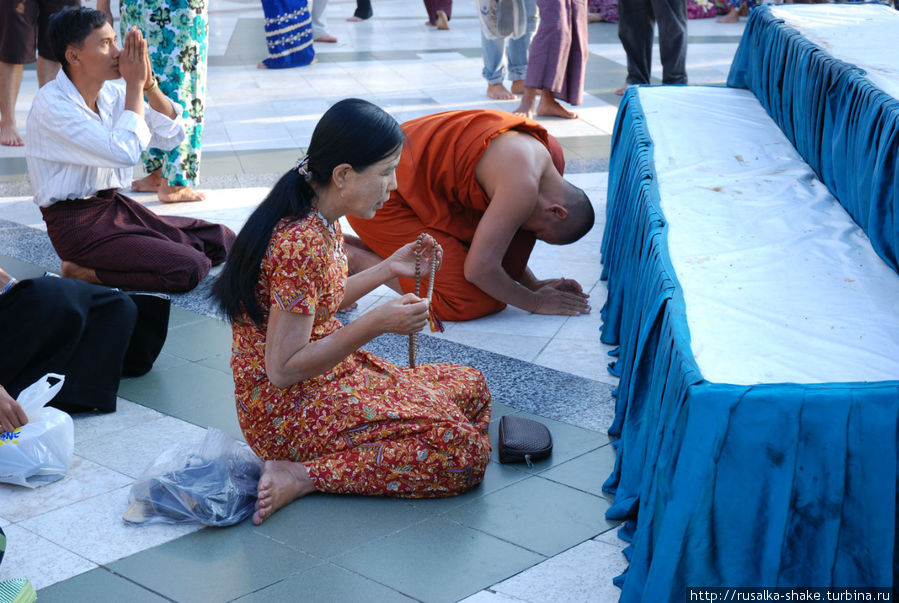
[231,212,492,497]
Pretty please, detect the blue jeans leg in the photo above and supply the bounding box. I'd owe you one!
[506,0,538,82]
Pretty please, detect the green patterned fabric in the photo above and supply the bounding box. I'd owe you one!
[120,0,209,187]
[0,578,36,603]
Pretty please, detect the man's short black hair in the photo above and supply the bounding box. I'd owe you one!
[49,7,108,73]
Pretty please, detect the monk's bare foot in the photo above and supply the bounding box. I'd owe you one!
[487,83,516,100]
[717,8,739,22]
[0,122,24,147]
[536,96,578,119]
[510,79,525,95]
[314,34,338,43]
[253,460,316,525]
[158,183,206,203]
[435,10,449,29]
[60,260,102,284]
[131,169,163,192]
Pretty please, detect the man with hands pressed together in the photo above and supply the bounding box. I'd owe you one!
[25,7,234,293]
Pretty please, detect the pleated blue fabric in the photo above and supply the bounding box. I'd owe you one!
[600,88,899,602]
[728,5,899,273]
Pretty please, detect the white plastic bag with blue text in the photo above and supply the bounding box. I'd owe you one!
[0,373,73,487]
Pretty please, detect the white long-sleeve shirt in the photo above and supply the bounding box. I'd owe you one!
[25,70,186,207]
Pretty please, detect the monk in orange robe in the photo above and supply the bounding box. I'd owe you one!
[345,109,594,322]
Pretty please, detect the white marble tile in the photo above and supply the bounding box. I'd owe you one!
[19,485,202,566]
[489,539,628,603]
[0,197,42,229]
[72,399,166,448]
[0,524,96,590]
[0,455,131,522]
[460,590,528,603]
[594,525,628,547]
[438,330,549,363]
[450,306,567,339]
[534,334,618,385]
[75,416,208,479]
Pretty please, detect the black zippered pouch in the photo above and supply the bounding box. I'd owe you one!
[498,415,552,466]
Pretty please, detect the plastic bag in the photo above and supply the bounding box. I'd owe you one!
[0,373,73,488]
[123,427,263,527]
[477,0,527,40]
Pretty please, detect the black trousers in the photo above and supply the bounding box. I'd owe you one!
[0,277,137,413]
[618,0,687,85]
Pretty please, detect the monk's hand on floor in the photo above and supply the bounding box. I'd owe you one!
[374,294,430,334]
[532,283,592,316]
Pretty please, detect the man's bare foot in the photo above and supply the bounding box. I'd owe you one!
[588,11,603,22]
[615,85,628,96]
[132,169,163,192]
[716,8,739,22]
[510,80,525,94]
[425,20,435,26]
[487,83,517,100]
[347,16,368,21]
[536,94,578,119]
[435,10,450,29]
[253,460,316,525]
[0,122,23,146]
[60,260,102,284]
[314,34,338,43]
[158,183,206,203]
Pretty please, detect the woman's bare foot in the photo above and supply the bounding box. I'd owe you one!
[314,34,338,43]
[512,88,538,118]
[158,183,206,203]
[716,8,739,22]
[60,260,102,284]
[253,460,316,525]
[131,169,163,192]
[0,121,24,146]
[536,91,578,119]
[435,10,450,29]
[487,83,517,100]
[510,80,525,95]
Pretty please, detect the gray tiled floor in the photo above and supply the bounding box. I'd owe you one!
[0,0,746,599]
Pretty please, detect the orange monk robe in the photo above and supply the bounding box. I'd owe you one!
[347,110,565,322]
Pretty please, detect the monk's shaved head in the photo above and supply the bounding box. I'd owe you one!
[549,181,594,244]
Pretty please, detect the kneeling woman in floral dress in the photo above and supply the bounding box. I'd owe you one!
[213,99,492,525]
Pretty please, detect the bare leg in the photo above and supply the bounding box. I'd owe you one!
[512,87,539,118]
[487,83,517,100]
[716,7,739,22]
[36,57,61,87]
[435,9,450,29]
[0,62,24,147]
[60,260,102,285]
[132,168,164,192]
[158,182,206,203]
[253,460,317,525]
[536,90,578,119]
[510,79,525,95]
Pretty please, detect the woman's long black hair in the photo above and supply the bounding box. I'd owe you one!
[211,98,404,326]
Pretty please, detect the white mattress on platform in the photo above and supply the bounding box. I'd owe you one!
[770,4,899,100]
[638,85,899,385]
